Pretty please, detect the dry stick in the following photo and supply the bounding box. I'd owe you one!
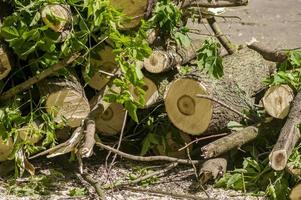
[181,0,248,9]
[81,173,106,200]
[121,186,213,200]
[247,43,288,63]
[196,94,253,121]
[201,126,259,159]
[106,163,178,189]
[178,133,228,152]
[269,92,301,171]
[0,53,79,101]
[79,119,96,158]
[95,141,200,165]
[207,17,236,55]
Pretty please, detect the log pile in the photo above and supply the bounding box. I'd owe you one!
[0,0,300,198]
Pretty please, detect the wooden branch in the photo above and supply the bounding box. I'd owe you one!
[247,43,287,62]
[207,17,236,55]
[199,157,227,184]
[181,0,248,9]
[0,53,79,102]
[81,173,105,199]
[269,92,301,171]
[79,119,96,158]
[201,126,259,159]
[95,141,201,165]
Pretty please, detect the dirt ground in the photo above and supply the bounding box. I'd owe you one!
[1,0,301,199]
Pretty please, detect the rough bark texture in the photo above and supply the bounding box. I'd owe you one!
[38,74,90,128]
[201,126,259,158]
[165,48,273,134]
[269,92,301,171]
[199,157,227,184]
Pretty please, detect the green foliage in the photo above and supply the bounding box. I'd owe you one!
[196,38,223,79]
[128,166,158,187]
[265,50,301,91]
[68,187,87,197]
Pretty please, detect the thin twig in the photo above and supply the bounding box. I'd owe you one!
[121,186,213,200]
[106,163,178,189]
[81,173,106,200]
[95,141,201,165]
[196,94,253,121]
[178,133,228,152]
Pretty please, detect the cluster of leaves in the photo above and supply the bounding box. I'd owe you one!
[265,50,301,91]
[196,38,223,79]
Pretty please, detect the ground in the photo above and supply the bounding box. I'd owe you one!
[1,0,301,199]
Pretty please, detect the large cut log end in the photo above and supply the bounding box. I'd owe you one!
[165,78,213,135]
[290,184,301,200]
[262,85,294,119]
[269,150,287,171]
[0,46,12,80]
[18,121,42,144]
[95,103,126,135]
[143,51,170,73]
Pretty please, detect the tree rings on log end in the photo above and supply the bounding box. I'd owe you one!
[0,47,12,80]
[155,132,192,159]
[86,46,117,90]
[46,89,90,128]
[18,121,42,144]
[290,184,301,200]
[0,137,13,162]
[130,76,159,108]
[96,103,126,136]
[269,149,287,171]
[110,0,148,30]
[143,51,170,73]
[165,78,213,135]
[262,85,294,119]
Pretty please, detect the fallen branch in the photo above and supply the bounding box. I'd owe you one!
[201,126,259,159]
[247,43,287,62]
[181,0,248,9]
[81,173,105,200]
[95,141,200,165]
[207,17,236,55]
[269,92,301,171]
[79,119,96,158]
[0,53,79,101]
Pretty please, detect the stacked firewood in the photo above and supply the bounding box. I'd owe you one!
[0,1,300,194]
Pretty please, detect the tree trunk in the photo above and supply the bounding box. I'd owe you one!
[269,91,301,171]
[164,48,273,135]
[39,75,90,128]
[262,85,294,119]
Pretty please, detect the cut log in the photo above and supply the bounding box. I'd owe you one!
[262,85,294,119]
[201,126,258,159]
[39,75,90,128]
[95,102,126,136]
[0,44,12,80]
[199,157,227,184]
[0,137,13,162]
[130,76,160,108]
[18,121,43,144]
[164,48,272,135]
[290,184,301,200]
[41,4,72,33]
[269,92,301,171]
[180,0,248,9]
[247,43,287,63]
[110,0,148,30]
[155,131,192,159]
[143,39,203,73]
[85,45,117,90]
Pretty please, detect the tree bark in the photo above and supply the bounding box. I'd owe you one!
[180,0,248,9]
[38,74,90,128]
[269,92,301,171]
[247,43,288,63]
[164,48,273,135]
[201,126,258,158]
